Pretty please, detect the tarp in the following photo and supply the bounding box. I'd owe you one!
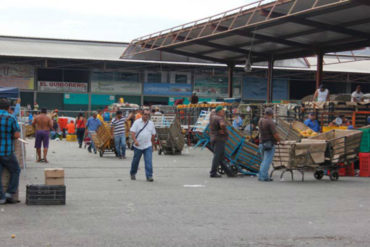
[0,87,19,98]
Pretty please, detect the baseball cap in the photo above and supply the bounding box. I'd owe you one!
[264,108,273,115]
[215,105,223,112]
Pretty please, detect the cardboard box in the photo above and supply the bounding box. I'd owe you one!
[44,168,64,178]
[45,177,65,186]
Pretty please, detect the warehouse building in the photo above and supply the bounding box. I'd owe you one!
[0,35,369,112]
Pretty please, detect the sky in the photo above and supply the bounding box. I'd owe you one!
[0,0,253,42]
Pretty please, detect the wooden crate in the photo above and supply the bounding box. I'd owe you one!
[26,185,65,205]
[273,140,327,169]
[310,129,363,163]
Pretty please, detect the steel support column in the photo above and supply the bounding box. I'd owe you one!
[227,64,234,98]
[316,53,324,89]
[267,58,274,103]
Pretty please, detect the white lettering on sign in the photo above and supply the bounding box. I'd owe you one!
[38,81,88,93]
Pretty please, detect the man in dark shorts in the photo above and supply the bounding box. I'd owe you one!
[209,106,233,178]
[32,108,53,163]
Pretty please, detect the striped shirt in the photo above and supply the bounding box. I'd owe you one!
[111,117,126,136]
[0,110,20,156]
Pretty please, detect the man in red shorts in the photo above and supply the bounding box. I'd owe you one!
[32,108,53,163]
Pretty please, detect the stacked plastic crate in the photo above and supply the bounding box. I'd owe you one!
[359,127,370,177]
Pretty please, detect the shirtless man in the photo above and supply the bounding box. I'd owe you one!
[32,108,53,162]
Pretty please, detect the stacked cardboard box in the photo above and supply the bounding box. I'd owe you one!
[14,139,26,169]
[1,168,19,201]
[14,124,27,169]
[44,168,65,186]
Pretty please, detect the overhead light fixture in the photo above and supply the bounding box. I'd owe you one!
[244,57,252,72]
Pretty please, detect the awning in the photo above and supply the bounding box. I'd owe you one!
[0,87,19,98]
[122,0,370,65]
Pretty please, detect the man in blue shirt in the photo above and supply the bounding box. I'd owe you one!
[0,98,21,204]
[304,113,320,133]
[232,114,243,129]
[85,112,102,154]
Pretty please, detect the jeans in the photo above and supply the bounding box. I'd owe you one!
[258,144,276,180]
[88,131,96,153]
[114,134,126,157]
[50,131,56,140]
[77,128,85,146]
[130,146,153,178]
[0,154,21,199]
[210,140,232,176]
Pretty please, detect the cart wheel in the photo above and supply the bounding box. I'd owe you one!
[230,165,238,176]
[218,166,225,174]
[330,171,339,181]
[158,149,162,155]
[99,150,104,157]
[314,170,324,180]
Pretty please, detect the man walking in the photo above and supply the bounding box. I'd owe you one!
[130,109,156,182]
[85,112,102,154]
[33,108,53,163]
[258,108,280,182]
[111,110,126,159]
[0,98,21,204]
[209,106,233,178]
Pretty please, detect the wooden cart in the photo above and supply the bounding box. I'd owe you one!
[272,140,327,181]
[309,129,363,180]
[91,124,116,157]
[152,114,185,155]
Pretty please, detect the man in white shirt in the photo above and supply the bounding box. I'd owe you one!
[313,84,330,102]
[130,109,156,182]
[351,85,364,103]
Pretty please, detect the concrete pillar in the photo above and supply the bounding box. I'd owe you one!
[227,64,234,98]
[316,53,324,89]
[267,58,274,103]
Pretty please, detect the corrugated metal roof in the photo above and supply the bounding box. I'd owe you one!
[122,0,370,65]
[0,36,128,61]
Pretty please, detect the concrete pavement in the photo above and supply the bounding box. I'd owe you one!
[1,139,369,247]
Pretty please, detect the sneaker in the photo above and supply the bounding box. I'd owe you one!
[121,156,126,160]
[6,197,19,204]
[5,193,18,204]
[210,174,222,178]
[87,147,92,153]
[0,198,6,204]
[130,175,136,180]
[147,177,154,182]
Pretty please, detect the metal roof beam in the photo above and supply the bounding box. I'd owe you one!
[139,42,230,64]
[210,24,311,48]
[172,34,268,58]
[352,0,370,6]
[200,16,370,57]
[161,47,230,64]
[260,9,370,40]
[259,39,370,62]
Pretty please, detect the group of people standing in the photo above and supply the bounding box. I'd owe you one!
[209,106,279,182]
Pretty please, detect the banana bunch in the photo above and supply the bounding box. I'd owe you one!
[298,128,318,137]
